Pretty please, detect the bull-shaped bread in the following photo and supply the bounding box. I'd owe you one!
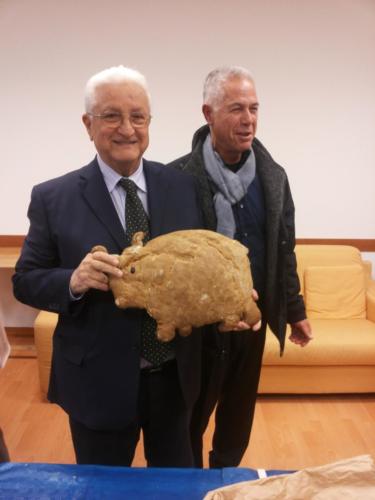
[92,229,261,342]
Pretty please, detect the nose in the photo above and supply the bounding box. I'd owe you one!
[117,116,135,134]
[240,109,254,124]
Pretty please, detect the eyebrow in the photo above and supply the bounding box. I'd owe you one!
[101,107,147,114]
[228,102,259,108]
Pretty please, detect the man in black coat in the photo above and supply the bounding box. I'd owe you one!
[168,66,313,468]
[13,66,203,467]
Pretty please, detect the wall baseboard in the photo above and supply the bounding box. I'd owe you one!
[0,235,25,246]
[296,239,375,252]
[1,235,375,252]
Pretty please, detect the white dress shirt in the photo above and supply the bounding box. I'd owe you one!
[97,155,149,229]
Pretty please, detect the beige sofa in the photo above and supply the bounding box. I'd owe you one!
[34,245,375,398]
[259,245,375,393]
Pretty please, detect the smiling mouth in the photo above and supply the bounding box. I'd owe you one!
[113,139,137,145]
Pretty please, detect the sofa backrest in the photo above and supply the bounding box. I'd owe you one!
[295,245,368,320]
[295,245,363,295]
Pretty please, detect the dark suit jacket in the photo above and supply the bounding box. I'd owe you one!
[13,158,203,430]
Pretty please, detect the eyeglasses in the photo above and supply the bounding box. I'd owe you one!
[87,111,151,128]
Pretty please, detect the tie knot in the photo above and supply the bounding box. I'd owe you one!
[119,178,138,195]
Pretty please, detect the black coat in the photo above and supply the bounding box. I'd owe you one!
[167,126,306,353]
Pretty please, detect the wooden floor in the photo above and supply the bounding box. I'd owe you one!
[1,357,375,470]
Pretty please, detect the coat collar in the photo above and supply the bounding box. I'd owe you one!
[182,126,288,231]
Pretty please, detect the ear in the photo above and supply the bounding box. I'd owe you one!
[82,113,93,141]
[202,104,214,125]
[131,232,145,247]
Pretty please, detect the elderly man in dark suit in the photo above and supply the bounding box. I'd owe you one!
[13,66,203,467]
[168,66,313,468]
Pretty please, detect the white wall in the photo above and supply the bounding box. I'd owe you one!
[0,270,38,327]
[1,0,374,239]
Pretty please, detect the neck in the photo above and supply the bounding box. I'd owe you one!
[210,136,241,164]
[212,143,240,164]
[107,160,141,177]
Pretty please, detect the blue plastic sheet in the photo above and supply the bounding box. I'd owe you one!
[0,463,287,499]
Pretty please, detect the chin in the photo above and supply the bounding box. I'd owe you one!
[116,151,141,164]
[236,145,251,154]
[242,141,253,151]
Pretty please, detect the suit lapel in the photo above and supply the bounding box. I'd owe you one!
[143,160,168,238]
[79,159,127,251]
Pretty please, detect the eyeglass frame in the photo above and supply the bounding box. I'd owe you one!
[87,111,152,128]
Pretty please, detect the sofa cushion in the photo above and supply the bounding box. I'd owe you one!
[305,264,366,319]
[295,245,362,294]
[263,319,375,366]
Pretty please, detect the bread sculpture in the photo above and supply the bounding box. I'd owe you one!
[93,229,261,342]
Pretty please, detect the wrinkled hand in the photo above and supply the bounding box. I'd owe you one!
[218,288,262,332]
[70,250,123,295]
[289,319,313,347]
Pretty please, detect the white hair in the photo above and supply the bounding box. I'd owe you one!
[84,65,151,112]
[203,66,255,108]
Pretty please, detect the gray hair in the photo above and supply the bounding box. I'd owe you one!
[84,65,151,112]
[203,66,255,108]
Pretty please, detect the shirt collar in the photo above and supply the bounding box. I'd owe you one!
[97,155,147,194]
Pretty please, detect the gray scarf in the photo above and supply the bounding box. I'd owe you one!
[203,134,256,237]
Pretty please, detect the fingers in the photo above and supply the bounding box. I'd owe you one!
[90,250,122,272]
[218,320,262,332]
[218,321,247,332]
[234,319,262,332]
[288,334,308,347]
[288,319,313,347]
[288,329,313,347]
[70,251,122,295]
[252,320,262,331]
[232,321,251,331]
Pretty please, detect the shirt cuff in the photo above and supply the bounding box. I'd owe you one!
[69,287,84,301]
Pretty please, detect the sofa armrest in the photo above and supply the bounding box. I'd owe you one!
[34,310,58,398]
[363,260,372,276]
[367,281,375,322]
